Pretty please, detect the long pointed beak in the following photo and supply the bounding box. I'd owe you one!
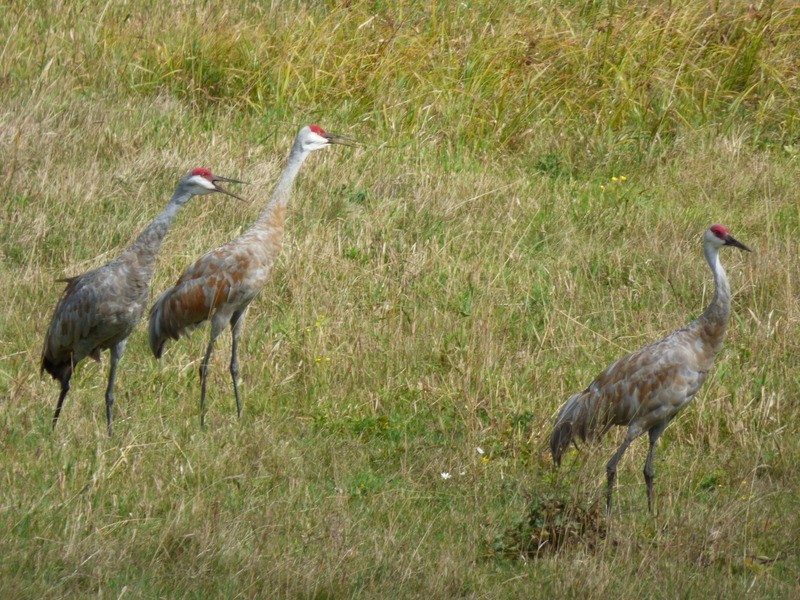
[324,132,358,147]
[211,175,248,202]
[725,234,752,252]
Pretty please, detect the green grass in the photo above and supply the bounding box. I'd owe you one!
[2,0,800,597]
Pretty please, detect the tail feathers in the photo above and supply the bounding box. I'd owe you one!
[150,334,167,359]
[40,351,73,384]
[149,288,197,358]
[55,275,80,285]
[148,290,174,358]
[550,390,606,465]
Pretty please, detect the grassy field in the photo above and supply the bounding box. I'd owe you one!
[2,0,799,597]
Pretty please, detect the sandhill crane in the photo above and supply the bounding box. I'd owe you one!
[148,125,353,426]
[42,169,245,435]
[550,225,751,513]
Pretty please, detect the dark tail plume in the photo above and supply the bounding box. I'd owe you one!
[550,390,597,465]
[40,348,72,383]
[148,291,172,359]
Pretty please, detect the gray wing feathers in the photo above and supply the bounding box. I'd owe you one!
[42,267,146,371]
[550,332,710,463]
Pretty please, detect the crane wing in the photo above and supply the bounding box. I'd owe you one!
[148,244,254,356]
[42,268,141,371]
[581,332,710,436]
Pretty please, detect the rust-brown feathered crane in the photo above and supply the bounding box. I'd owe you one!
[148,125,353,426]
[42,169,245,435]
[550,225,751,513]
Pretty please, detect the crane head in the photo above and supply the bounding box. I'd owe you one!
[187,168,247,201]
[707,224,752,252]
[299,125,357,151]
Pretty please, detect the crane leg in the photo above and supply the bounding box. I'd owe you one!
[105,341,126,437]
[643,423,667,514]
[51,373,72,430]
[229,310,245,419]
[199,320,225,428]
[606,437,634,514]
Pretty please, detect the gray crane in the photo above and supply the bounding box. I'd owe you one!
[550,225,751,513]
[149,125,353,426]
[42,168,245,435]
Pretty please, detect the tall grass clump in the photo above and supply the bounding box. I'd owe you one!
[4,1,799,166]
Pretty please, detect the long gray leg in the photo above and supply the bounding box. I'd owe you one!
[199,319,226,428]
[606,437,634,514]
[229,309,246,419]
[51,372,73,430]
[643,423,668,514]
[105,341,126,437]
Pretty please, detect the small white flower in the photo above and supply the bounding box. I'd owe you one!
[440,472,452,479]
[476,447,485,455]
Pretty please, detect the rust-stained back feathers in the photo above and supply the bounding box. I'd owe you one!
[148,125,352,427]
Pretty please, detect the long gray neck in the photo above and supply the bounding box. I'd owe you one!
[256,140,311,226]
[700,242,731,327]
[119,187,191,273]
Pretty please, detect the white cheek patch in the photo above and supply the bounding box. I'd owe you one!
[705,231,725,247]
[308,132,328,146]
[189,175,216,191]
